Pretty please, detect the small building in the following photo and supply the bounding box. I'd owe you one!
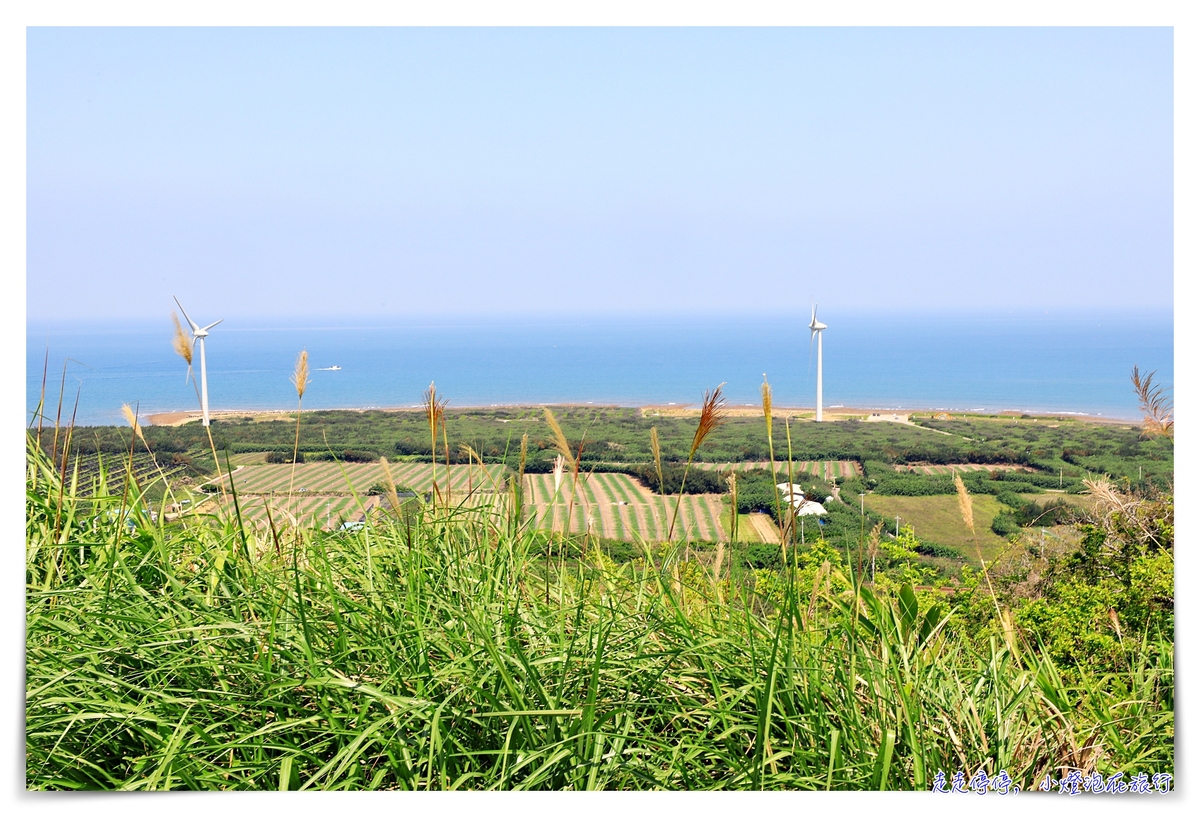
[776,483,828,516]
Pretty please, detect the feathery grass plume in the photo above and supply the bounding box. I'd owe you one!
[286,350,311,515]
[378,456,402,518]
[761,376,785,549]
[171,311,193,370]
[956,472,1003,623]
[120,404,145,443]
[291,349,310,401]
[667,384,727,541]
[1131,365,1173,439]
[552,454,566,497]
[423,382,448,504]
[543,408,575,468]
[120,403,175,509]
[649,427,665,496]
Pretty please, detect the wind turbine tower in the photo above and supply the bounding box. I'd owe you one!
[173,296,223,427]
[809,305,828,422]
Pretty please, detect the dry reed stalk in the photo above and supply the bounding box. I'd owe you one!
[650,427,664,496]
[544,408,585,551]
[1130,365,1173,439]
[784,416,797,554]
[543,408,575,468]
[726,472,738,544]
[866,521,884,584]
[667,384,727,541]
[423,382,448,505]
[956,473,1003,623]
[761,377,785,550]
[171,312,194,379]
[286,350,310,516]
[122,403,175,507]
[552,455,565,498]
[513,433,528,530]
[712,538,726,586]
[120,404,145,444]
[441,421,452,507]
[378,456,402,518]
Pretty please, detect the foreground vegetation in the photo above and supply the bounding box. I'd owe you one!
[26,432,1173,789]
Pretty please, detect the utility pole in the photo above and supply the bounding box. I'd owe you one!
[895,515,900,538]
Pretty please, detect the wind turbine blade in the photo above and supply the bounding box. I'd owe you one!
[173,296,201,334]
[201,318,224,332]
[808,329,815,377]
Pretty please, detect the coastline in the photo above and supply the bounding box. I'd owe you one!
[145,404,1138,427]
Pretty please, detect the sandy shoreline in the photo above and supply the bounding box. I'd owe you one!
[145,404,1135,427]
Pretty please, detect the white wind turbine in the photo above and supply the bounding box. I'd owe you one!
[808,304,828,422]
[173,296,223,427]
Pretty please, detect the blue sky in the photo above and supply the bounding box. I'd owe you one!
[26,26,1173,323]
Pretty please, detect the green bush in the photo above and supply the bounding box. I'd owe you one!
[265,450,304,464]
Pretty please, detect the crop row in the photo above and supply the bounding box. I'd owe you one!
[692,460,861,478]
[523,472,726,542]
[51,453,190,495]
[222,462,508,495]
[212,495,378,530]
[892,463,1035,475]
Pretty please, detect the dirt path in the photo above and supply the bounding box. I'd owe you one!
[746,513,780,544]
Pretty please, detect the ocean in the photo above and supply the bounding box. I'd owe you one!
[25,311,1173,427]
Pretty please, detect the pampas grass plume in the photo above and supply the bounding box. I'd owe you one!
[121,403,144,442]
[171,312,193,367]
[292,350,310,401]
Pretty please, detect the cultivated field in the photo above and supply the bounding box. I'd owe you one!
[209,494,384,530]
[218,462,508,496]
[694,460,861,478]
[892,462,1036,475]
[523,472,727,542]
[862,493,1014,561]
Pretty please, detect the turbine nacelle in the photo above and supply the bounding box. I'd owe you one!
[808,303,827,333]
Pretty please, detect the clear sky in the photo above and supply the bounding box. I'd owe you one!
[26,26,1173,323]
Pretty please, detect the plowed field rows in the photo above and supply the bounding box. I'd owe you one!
[694,460,861,478]
[216,492,512,531]
[214,495,381,530]
[893,463,1035,475]
[523,472,726,542]
[221,462,508,495]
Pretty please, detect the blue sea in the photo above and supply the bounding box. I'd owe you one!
[26,311,1173,427]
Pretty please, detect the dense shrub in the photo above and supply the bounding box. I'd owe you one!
[265,451,304,464]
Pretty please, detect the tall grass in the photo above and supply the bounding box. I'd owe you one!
[25,424,1173,790]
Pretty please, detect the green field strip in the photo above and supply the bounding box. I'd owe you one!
[680,497,705,541]
[696,496,725,542]
[644,497,669,540]
[594,474,629,540]
[679,497,702,541]
[606,475,654,541]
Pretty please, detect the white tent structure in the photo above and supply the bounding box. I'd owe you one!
[777,483,829,516]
